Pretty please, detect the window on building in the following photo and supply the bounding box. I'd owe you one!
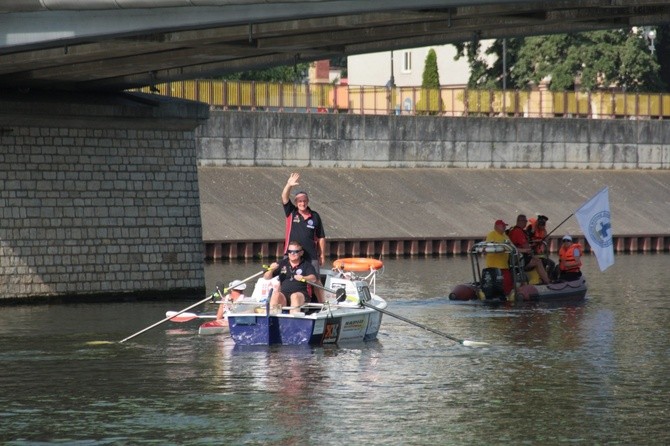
[402,51,412,73]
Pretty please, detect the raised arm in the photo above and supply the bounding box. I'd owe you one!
[282,172,300,205]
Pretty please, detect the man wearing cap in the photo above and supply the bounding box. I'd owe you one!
[485,219,513,294]
[509,214,551,285]
[214,280,247,326]
[282,172,326,302]
[558,235,583,281]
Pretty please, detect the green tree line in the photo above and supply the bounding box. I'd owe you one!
[454,27,669,92]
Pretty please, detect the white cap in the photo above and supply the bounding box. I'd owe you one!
[228,279,247,291]
[562,235,573,242]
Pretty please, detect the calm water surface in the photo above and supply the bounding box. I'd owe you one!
[1,254,669,445]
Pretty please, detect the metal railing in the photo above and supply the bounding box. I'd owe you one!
[134,80,670,119]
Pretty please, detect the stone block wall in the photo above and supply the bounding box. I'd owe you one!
[0,92,207,300]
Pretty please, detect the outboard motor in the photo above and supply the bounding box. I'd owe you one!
[481,268,505,300]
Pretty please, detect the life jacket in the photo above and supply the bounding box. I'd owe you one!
[558,243,582,272]
[525,218,547,255]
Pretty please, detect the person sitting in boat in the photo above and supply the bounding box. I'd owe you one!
[484,219,514,295]
[558,235,583,281]
[215,279,247,322]
[508,214,551,285]
[526,214,549,255]
[208,279,248,328]
[264,240,318,314]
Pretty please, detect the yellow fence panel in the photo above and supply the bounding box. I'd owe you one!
[129,80,670,119]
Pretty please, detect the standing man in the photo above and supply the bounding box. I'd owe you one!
[282,172,326,302]
[485,219,513,294]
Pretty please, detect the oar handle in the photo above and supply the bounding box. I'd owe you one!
[301,279,346,302]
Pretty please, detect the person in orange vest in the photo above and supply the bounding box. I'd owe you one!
[525,214,549,255]
[558,235,583,281]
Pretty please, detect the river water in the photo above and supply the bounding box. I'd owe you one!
[1,254,669,445]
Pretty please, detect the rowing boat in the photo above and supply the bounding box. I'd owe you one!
[227,261,387,346]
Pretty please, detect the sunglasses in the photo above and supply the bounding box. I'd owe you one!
[287,249,302,254]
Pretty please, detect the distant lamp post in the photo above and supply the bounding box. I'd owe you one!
[638,26,657,55]
[386,50,396,114]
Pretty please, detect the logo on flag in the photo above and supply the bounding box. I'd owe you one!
[587,210,612,249]
[575,187,614,272]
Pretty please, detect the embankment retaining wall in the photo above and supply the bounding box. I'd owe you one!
[197,112,670,169]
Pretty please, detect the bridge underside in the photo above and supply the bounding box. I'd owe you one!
[1,0,670,92]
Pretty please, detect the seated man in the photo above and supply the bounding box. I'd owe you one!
[508,214,551,285]
[263,240,318,314]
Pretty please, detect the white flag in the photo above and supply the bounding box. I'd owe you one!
[575,187,614,271]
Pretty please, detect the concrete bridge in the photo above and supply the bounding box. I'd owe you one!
[2,1,668,91]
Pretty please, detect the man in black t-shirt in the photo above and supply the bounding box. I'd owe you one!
[264,241,318,313]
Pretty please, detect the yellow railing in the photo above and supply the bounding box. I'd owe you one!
[133,80,670,119]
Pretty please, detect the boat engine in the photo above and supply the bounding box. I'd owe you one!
[481,268,505,300]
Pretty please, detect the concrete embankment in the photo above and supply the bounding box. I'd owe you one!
[199,167,670,259]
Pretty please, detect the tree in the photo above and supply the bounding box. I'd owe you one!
[454,37,524,89]
[417,48,441,113]
[457,29,666,92]
[422,48,440,88]
[218,63,310,83]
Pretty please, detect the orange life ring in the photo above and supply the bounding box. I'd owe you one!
[332,257,383,272]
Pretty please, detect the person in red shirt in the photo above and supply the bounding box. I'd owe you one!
[508,214,551,285]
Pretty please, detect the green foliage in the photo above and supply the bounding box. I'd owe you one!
[417,49,441,114]
[454,39,490,89]
[422,48,440,88]
[457,29,667,92]
[455,37,524,89]
[218,63,310,83]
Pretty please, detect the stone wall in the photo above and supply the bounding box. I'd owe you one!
[0,92,208,300]
[197,112,670,169]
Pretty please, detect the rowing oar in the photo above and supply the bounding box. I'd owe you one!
[165,311,217,322]
[119,269,266,343]
[303,280,489,347]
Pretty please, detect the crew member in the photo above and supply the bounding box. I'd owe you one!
[558,235,583,281]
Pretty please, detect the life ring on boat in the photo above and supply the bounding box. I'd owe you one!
[333,257,384,272]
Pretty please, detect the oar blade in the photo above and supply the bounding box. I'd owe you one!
[462,340,490,347]
[165,311,199,323]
